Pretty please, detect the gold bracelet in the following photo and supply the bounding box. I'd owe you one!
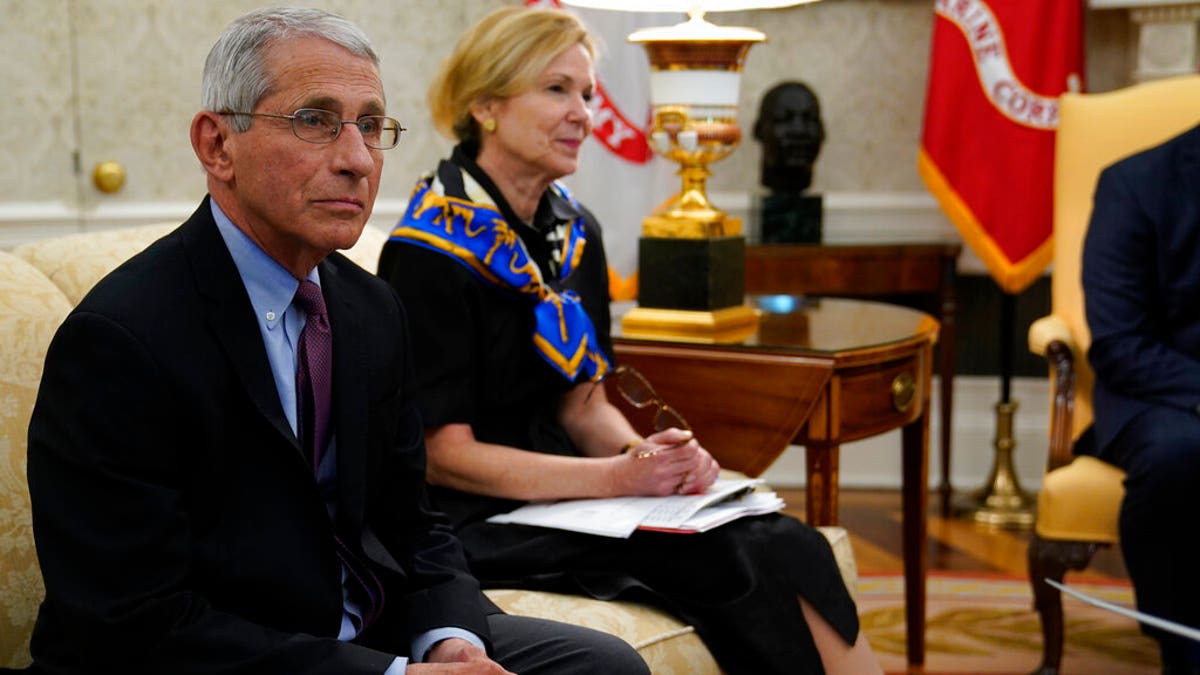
[619,439,642,455]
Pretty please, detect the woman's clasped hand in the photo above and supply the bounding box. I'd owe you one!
[614,429,720,496]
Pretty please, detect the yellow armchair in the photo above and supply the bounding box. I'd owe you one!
[1027,74,1200,675]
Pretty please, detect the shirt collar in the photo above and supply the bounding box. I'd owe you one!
[210,199,318,329]
[543,182,583,226]
[449,142,584,233]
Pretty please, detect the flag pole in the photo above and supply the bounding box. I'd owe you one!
[952,288,1036,528]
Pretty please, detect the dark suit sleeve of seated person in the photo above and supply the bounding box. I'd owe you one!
[24,223,490,674]
[1079,124,1200,671]
[353,287,497,647]
[1082,130,1200,445]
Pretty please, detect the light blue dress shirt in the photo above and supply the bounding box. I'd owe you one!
[211,201,483,672]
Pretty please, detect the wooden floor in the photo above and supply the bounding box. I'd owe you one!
[776,487,1130,582]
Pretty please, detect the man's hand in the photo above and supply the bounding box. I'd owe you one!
[408,638,514,674]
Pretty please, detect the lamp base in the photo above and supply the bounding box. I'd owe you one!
[629,235,755,342]
[643,213,743,239]
[637,236,746,311]
[952,401,1037,529]
[620,305,760,344]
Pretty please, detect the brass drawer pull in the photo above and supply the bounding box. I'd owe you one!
[892,371,916,413]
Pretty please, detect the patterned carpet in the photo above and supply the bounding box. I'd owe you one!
[857,572,1160,674]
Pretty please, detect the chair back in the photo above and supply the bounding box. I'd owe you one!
[1052,75,1200,441]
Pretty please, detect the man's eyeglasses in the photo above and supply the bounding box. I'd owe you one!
[221,108,405,150]
[589,365,691,433]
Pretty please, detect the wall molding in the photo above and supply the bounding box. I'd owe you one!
[0,198,412,250]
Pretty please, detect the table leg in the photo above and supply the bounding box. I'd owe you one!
[938,252,958,518]
[804,444,840,526]
[901,410,930,666]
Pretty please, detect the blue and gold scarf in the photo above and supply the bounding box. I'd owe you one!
[389,174,611,382]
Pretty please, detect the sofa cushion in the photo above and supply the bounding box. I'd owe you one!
[342,224,390,274]
[1036,455,1124,543]
[485,524,855,674]
[12,223,176,305]
[13,222,389,305]
[486,589,720,674]
[819,525,858,601]
[0,251,72,669]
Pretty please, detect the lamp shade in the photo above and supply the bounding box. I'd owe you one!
[560,1,816,12]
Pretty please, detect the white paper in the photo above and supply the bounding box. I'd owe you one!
[486,478,765,538]
[642,492,785,533]
[487,496,650,538]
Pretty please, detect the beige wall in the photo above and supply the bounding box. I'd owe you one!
[0,1,1137,245]
[1,0,495,238]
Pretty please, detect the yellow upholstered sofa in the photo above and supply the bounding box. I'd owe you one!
[0,223,857,672]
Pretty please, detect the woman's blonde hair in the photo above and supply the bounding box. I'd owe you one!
[429,6,596,143]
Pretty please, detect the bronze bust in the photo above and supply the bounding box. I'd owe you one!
[753,81,825,194]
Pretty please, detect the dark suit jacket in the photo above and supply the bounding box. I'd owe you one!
[1082,123,1200,454]
[26,198,492,674]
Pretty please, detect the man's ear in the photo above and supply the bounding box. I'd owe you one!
[191,111,235,182]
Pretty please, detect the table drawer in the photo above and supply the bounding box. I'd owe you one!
[833,356,924,441]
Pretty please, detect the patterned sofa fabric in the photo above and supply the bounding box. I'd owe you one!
[12,223,180,305]
[0,251,72,668]
[487,589,720,675]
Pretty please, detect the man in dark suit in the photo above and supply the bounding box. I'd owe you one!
[24,7,646,675]
[1082,123,1200,674]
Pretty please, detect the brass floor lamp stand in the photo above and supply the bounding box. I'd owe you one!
[952,291,1036,528]
[953,400,1036,527]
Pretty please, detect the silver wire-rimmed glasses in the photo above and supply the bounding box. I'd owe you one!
[590,365,691,433]
[221,108,405,149]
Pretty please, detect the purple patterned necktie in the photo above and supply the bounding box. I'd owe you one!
[294,279,332,470]
[292,280,384,628]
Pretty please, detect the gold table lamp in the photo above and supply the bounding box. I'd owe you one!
[562,1,820,342]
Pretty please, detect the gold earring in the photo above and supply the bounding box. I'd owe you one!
[482,118,496,133]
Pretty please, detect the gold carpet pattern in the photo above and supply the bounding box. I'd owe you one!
[857,573,1160,674]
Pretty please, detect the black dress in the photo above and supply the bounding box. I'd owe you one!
[378,144,860,674]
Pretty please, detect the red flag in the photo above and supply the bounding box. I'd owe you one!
[918,0,1083,294]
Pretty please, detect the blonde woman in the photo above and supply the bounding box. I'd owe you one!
[379,7,881,674]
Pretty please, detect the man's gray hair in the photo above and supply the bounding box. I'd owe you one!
[201,7,379,132]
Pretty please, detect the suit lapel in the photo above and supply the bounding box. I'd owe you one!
[320,257,370,528]
[180,201,298,451]
[321,256,409,575]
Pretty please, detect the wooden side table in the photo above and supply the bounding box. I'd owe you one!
[612,297,939,667]
[744,243,961,516]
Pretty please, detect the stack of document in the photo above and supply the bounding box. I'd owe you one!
[486,478,785,538]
